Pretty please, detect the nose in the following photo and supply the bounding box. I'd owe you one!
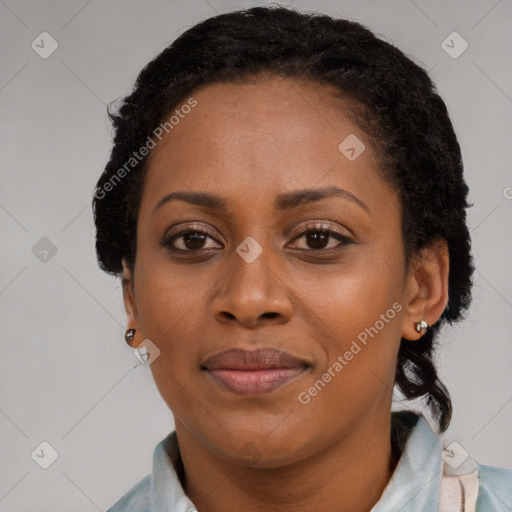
[211,243,293,329]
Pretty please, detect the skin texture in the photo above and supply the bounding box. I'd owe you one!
[121,76,449,512]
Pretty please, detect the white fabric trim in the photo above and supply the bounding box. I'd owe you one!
[439,455,479,512]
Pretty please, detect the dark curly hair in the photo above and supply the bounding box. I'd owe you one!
[92,5,474,432]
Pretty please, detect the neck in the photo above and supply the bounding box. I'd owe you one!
[175,412,400,512]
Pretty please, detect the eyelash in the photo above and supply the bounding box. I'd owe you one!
[162,222,353,255]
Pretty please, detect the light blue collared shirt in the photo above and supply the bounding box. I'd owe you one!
[107,413,512,511]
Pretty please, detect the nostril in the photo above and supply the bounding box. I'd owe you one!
[262,312,279,319]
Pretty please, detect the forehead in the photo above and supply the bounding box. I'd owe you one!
[139,76,389,215]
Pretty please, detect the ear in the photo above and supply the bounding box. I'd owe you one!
[121,259,140,348]
[401,239,450,341]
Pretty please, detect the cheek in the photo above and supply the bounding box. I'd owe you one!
[290,248,404,401]
[290,245,404,337]
[133,259,214,364]
[134,266,211,413]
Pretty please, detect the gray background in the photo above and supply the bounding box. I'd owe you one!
[1,0,511,510]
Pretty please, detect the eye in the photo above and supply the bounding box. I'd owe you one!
[162,222,352,256]
[163,225,223,253]
[288,223,353,252]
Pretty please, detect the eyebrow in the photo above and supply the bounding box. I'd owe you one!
[152,185,370,215]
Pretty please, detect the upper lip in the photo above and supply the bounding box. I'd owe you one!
[201,347,310,371]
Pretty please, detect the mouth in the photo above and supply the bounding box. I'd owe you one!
[201,347,310,395]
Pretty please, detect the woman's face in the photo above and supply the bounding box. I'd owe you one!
[123,76,425,467]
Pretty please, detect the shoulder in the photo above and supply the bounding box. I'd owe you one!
[106,473,151,512]
[389,412,512,511]
[106,430,189,512]
[476,463,512,511]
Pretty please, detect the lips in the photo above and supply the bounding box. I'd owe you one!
[202,347,308,371]
[202,347,310,395]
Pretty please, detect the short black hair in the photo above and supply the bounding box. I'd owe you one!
[93,5,474,432]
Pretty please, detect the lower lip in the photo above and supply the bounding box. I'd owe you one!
[206,368,306,395]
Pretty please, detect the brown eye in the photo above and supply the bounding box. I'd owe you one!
[304,230,330,250]
[181,232,207,250]
[164,229,222,252]
[288,224,353,252]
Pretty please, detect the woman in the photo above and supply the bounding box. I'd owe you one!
[93,6,511,512]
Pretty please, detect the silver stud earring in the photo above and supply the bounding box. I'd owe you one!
[125,328,136,344]
[415,320,428,333]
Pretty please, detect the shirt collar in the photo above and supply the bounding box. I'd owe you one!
[371,413,444,511]
[149,431,196,512]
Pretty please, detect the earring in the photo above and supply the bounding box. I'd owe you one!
[415,320,428,333]
[125,328,136,344]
